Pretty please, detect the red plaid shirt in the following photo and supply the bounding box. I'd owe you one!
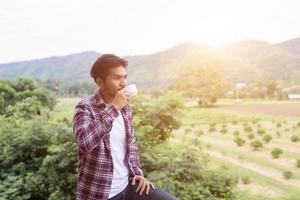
[73,89,143,200]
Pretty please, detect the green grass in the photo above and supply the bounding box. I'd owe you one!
[208,157,300,200]
[176,104,300,200]
[49,97,81,122]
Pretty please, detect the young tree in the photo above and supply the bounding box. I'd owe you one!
[170,51,229,106]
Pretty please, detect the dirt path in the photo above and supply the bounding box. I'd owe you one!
[214,103,300,117]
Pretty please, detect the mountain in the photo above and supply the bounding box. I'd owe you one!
[220,39,300,81]
[0,51,101,81]
[1,38,300,88]
[276,37,300,55]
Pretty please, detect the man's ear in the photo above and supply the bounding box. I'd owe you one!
[95,77,104,88]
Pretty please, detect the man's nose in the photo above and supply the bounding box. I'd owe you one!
[120,78,127,87]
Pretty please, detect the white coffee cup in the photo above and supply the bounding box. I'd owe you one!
[122,84,137,97]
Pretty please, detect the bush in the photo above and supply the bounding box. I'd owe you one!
[234,137,246,147]
[244,126,253,132]
[233,130,240,136]
[296,159,300,168]
[247,133,255,140]
[232,120,238,125]
[256,124,261,129]
[241,176,251,184]
[276,122,282,128]
[243,122,249,127]
[209,127,217,132]
[220,128,227,134]
[210,123,216,127]
[276,131,281,137]
[148,147,236,200]
[283,171,293,179]
[257,128,266,135]
[271,148,283,158]
[263,134,272,143]
[0,118,77,200]
[250,140,263,151]
[195,129,204,136]
[290,135,299,142]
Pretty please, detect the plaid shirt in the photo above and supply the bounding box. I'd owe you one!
[73,89,143,200]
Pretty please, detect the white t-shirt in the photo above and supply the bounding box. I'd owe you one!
[108,111,130,198]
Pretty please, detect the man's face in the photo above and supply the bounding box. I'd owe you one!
[97,66,127,97]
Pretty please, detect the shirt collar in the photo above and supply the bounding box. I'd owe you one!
[92,88,109,107]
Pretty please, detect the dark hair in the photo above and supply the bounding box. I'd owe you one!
[90,54,128,82]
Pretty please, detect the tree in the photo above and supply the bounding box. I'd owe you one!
[271,148,283,158]
[0,81,17,114]
[250,140,263,151]
[234,136,246,146]
[10,77,37,92]
[170,51,229,106]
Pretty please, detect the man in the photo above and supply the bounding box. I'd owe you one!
[73,54,176,200]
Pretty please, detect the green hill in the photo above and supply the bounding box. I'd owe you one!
[1,37,300,88]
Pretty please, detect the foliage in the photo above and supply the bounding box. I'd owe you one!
[296,159,300,168]
[170,51,230,105]
[0,80,237,199]
[290,135,299,142]
[257,128,265,135]
[0,78,56,116]
[250,140,263,151]
[262,134,272,143]
[36,79,98,97]
[244,126,253,132]
[131,90,185,148]
[247,133,255,140]
[283,171,293,180]
[234,137,246,147]
[146,145,235,200]
[271,148,283,158]
[0,116,76,199]
[220,128,227,134]
[241,176,251,184]
[233,130,240,136]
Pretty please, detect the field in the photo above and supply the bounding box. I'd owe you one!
[178,102,300,200]
[52,97,300,200]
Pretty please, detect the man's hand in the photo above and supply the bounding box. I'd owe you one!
[111,91,130,110]
[131,175,155,196]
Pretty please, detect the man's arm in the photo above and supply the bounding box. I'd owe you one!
[73,103,119,153]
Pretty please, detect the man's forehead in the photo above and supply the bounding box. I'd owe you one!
[108,66,127,76]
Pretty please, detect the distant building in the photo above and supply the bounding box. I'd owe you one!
[288,94,300,100]
[235,83,246,89]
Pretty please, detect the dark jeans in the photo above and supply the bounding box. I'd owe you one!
[108,182,177,200]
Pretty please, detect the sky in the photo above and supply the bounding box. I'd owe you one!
[1,0,300,63]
